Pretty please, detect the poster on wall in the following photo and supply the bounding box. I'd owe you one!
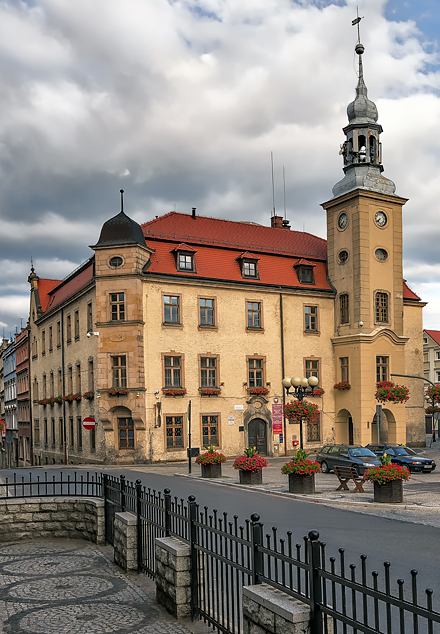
[272,404,283,434]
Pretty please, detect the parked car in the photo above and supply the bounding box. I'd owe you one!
[316,445,381,475]
[366,444,436,473]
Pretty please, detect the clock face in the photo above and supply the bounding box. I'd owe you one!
[338,213,348,230]
[375,211,387,227]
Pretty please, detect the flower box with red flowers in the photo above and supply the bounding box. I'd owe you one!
[375,381,409,404]
[283,400,320,423]
[309,387,325,397]
[426,385,440,403]
[198,388,221,397]
[38,399,51,407]
[53,396,63,404]
[247,387,269,396]
[107,388,130,396]
[83,391,94,400]
[162,388,187,397]
[233,447,268,477]
[334,381,351,391]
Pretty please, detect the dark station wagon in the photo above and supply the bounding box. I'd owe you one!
[316,444,381,476]
[366,445,436,474]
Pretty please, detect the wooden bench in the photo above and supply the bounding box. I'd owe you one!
[334,466,367,493]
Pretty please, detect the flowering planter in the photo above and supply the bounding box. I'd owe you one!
[239,470,262,485]
[288,473,315,494]
[201,463,222,479]
[373,479,403,504]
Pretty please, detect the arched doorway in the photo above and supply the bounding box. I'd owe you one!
[335,409,353,444]
[248,418,267,456]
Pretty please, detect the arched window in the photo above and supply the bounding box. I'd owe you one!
[358,135,366,162]
[369,136,377,163]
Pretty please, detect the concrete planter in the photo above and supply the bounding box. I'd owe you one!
[239,470,263,485]
[201,463,222,478]
[373,479,403,503]
[288,473,315,494]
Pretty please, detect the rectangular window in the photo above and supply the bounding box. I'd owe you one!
[299,267,314,284]
[163,295,180,324]
[76,364,81,393]
[243,261,257,278]
[437,351,440,361]
[59,418,64,448]
[340,357,349,383]
[51,418,55,445]
[74,310,79,339]
[42,330,46,355]
[202,414,219,446]
[49,326,53,351]
[200,357,217,387]
[375,292,388,323]
[305,359,319,382]
[178,253,194,270]
[88,360,94,391]
[199,298,215,326]
[110,293,125,321]
[50,372,54,398]
[119,417,134,449]
[33,378,39,401]
[247,302,261,328]
[248,358,264,387]
[437,371,440,383]
[304,306,318,331]
[57,321,61,347]
[34,419,40,445]
[376,356,389,383]
[77,417,82,449]
[166,415,184,449]
[66,314,72,342]
[307,416,321,442]
[164,356,182,387]
[43,375,47,399]
[90,427,96,452]
[87,302,93,332]
[112,355,127,388]
[68,367,73,393]
[44,418,48,444]
[58,370,62,396]
[69,417,74,448]
[340,294,349,324]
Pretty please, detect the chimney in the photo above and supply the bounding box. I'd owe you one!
[271,215,284,229]
[192,207,196,219]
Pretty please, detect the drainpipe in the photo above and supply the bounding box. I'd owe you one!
[280,293,287,456]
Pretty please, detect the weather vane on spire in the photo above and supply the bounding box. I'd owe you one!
[352,7,364,44]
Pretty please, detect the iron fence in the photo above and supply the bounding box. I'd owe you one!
[1,470,440,633]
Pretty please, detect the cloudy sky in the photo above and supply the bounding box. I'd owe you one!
[1,0,440,336]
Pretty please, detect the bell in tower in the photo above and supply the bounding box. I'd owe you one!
[332,35,396,198]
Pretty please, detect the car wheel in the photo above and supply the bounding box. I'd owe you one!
[321,461,329,473]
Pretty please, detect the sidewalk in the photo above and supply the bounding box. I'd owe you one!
[0,538,197,634]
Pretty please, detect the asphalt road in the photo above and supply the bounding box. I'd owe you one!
[2,467,440,607]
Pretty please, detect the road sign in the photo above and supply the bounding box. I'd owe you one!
[82,416,96,431]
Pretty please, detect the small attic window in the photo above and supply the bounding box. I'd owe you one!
[178,253,194,271]
[236,252,260,279]
[293,259,316,285]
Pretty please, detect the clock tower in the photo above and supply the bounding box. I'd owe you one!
[322,35,411,446]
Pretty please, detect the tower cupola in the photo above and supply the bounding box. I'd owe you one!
[332,32,396,198]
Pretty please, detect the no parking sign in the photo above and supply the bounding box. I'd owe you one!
[82,416,96,431]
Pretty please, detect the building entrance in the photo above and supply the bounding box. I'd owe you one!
[248,418,267,456]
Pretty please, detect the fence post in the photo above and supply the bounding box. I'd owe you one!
[188,495,198,618]
[307,530,323,634]
[136,479,142,571]
[120,474,126,512]
[164,488,171,537]
[250,513,263,585]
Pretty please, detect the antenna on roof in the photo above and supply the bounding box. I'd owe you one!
[271,152,276,218]
[120,189,124,213]
[283,166,286,220]
[20,318,23,330]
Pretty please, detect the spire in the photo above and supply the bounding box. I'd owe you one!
[332,14,396,198]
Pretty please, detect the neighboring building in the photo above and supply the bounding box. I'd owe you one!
[4,339,18,467]
[16,327,32,466]
[423,330,440,435]
[0,338,10,466]
[28,38,426,465]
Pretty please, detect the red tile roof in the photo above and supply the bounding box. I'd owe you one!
[38,279,61,312]
[38,260,94,315]
[141,212,327,260]
[403,280,421,301]
[144,240,332,291]
[425,330,440,347]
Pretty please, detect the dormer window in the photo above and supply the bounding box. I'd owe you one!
[172,243,197,273]
[293,259,316,285]
[236,252,260,279]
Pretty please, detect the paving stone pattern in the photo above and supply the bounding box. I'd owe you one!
[0,540,191,634]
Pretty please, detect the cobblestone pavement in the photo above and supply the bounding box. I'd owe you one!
[0,540,192,634]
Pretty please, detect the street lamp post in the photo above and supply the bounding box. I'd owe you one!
[282,375,320,449]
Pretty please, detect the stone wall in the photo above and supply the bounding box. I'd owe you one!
[242,584,314,634]
[114,511,137,571]
[155,536,192,619]
[0,497,105,544]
